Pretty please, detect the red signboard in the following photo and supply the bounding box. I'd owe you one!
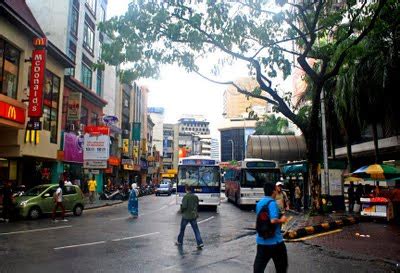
[28,49,46,117]
[108,156,120,166]
[0,101,26,124]
[84,125,110,135]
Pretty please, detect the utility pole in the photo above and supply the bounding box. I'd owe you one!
[321,89,329,195]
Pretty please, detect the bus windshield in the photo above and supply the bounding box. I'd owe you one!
[242,169,280,188]
[178,166,220,187]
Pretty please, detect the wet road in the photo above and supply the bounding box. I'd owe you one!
[0,195,397,272]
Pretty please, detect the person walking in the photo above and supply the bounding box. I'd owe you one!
[128,183,139,218]
[2,181,14,223]
[176,185,204,249]
[254,182,288,273]
[52,180,67,222]
[275,182,289,215]
[347,182,355,213]
[294,183,302,212]
[88,176,97,204]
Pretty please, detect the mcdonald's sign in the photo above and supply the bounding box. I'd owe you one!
[0,101,26,124]
[33,37,47,47]
[28,49,46,117]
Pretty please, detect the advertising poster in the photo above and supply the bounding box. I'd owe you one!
[63,132,84,163]
[67,92,82,121]
[83,127,110,161]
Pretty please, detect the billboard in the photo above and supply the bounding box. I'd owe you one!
[63,132,84,163]
[83,126,110,161]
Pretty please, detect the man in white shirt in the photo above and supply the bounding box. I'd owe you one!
[52,181,67,222]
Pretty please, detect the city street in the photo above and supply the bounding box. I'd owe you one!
[0,195,397,273]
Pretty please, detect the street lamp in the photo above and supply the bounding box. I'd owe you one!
[228,139,234,161]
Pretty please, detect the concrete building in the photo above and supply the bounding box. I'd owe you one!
[163,123,179,177]
[148,107,165,154]
[178,115,210,136]
[0,0,74,186]
[223,78,271,119]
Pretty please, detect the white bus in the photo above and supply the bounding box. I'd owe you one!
[177,156,221,210]
[224,159,281,206]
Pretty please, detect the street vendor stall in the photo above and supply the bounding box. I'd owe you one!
[351,164,400,221]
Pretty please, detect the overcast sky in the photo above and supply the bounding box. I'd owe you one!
[106,1,250,138]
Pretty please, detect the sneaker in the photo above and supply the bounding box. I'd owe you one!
[197,244,204,249]
[175,241,182,246]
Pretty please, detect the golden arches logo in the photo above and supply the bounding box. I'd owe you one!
[33,38,47,47]
[7,106,16,120]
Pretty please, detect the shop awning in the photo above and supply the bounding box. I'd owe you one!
[247,135,306,162]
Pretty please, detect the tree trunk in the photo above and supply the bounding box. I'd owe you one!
[346,134,353,172]
[372,122,380,163]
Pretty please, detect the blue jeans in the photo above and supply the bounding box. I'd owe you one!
[177,218,203,246]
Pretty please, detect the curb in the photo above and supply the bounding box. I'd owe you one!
[284,216,359,240]
[85,200,124,210]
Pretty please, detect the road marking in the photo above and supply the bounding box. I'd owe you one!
[285,229,343,242]
[111,232,160,242]
[0,225,72,236]
[54,240,106,250]
[110,205,168,221]
[198,216,215,224]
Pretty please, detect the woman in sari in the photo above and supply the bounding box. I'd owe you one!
[128,183,139,218]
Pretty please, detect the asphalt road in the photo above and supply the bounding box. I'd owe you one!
[0,195,397,273]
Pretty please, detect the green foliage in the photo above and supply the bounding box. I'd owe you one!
[255,114,294,135]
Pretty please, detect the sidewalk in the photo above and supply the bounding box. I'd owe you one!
[84,198,124,210]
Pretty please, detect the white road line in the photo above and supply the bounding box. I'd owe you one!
[111,232,160,242]
[54,240,106,250]
[0,225,72,236]
[198,216,215,224]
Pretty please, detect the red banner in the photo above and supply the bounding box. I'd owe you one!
[84,125,110,135]
[0,101,26,124]
[28,49,46,117]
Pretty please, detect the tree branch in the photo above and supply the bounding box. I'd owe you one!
[324,0,387,81]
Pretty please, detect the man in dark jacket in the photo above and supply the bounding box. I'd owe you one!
[176,185,204,249]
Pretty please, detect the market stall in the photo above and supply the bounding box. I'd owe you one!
[360,196,394,221]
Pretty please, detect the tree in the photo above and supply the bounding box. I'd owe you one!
[255,114,294,135]
[99,0,388,211]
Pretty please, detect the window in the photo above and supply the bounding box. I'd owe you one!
[96,69,102,96]
[80,107,88,125]
[83,17,95,53]
[70,5,79,37]
[0,39,20,99]
[42,70,60,143]
[66,41,76,76]
[99,5,105,22]
[86,0,96,15]
[81,62,92,89]
[91,112,98,125]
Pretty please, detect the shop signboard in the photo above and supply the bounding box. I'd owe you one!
[132,122,141,141]
[103,115,119,126]
[84,160,107,169]
[121,158,134,165]
[28,38,47,118]
[90,170,100,175]
[67,92,82,121]
[0,101,26,124]
[122,139,129,154]
[64,132,84,163]
[83,126,110,161]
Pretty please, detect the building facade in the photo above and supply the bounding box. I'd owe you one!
[0,0,74,187]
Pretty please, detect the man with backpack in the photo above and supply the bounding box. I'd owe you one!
[254,182,288,273]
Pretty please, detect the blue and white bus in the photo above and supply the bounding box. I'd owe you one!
[177,156,221,210]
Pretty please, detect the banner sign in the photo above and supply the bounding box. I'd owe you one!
[132,122,141,141]
[84,125,110,135]
[84,160,107,169]
[67,92,82,121]
[28,48,46,117]
[121,158,134,165]
[83,134,110,160]
[63,132,84,163]
[122,139,129,154]
[0,101,26,124]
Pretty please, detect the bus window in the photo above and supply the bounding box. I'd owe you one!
[241,169,280,188]
[199,166,220,187]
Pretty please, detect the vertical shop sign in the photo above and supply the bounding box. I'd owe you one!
[132,122,141,141]
[28,38,47,118]
[122,139,129,154]
[67,92,82,121]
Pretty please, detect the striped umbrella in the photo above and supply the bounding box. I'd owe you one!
[351,164,400,180]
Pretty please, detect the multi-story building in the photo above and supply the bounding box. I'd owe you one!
[26,0,117,191]
[218,119,257,162]
[148,107,165,154]
[162,123,179,177]
[0,0,74,187]
[223,78,271,119]
[178,115,210,158]
[210,138,220,161]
